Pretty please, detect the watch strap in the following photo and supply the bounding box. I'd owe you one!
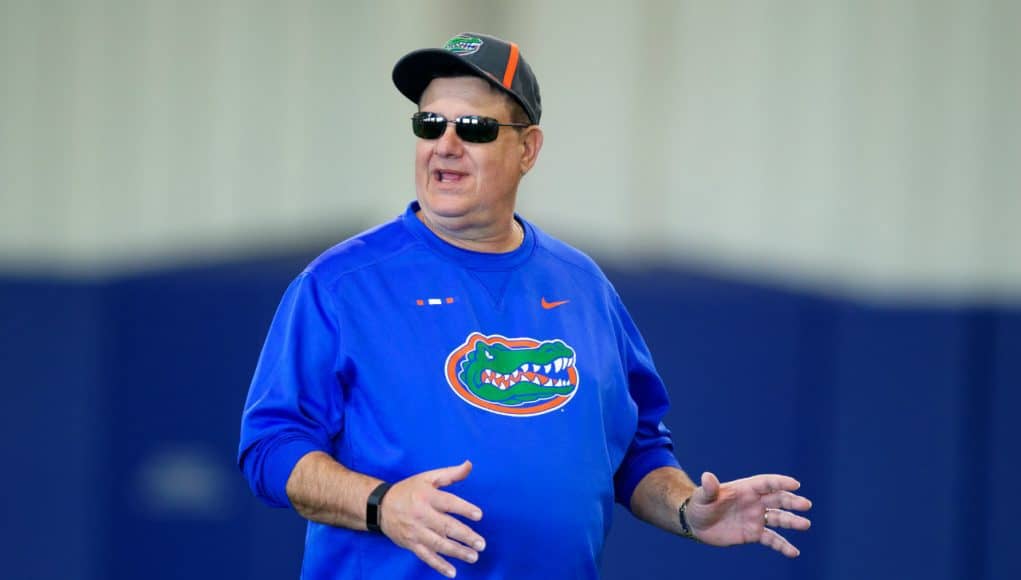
[678,496,698,541]
[366,482,394,533]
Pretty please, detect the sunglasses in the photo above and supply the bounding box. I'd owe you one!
[411,112,530,143]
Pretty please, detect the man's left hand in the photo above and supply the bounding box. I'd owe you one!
[684,471,812,557]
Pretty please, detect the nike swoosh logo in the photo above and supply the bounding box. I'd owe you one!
[541,297,570,310]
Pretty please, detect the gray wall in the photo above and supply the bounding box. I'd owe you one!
[2,0,1018,299]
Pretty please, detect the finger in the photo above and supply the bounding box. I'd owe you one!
[411,544,458,578]
[747,474,801,495]
[428,460,473,488]
[433,512,486,552]
[759,527,801,558]
[420,527,480,565]
[433,489,484,522]
[697,472,721,503]
[762,491,813,512]
[764,509,811,531]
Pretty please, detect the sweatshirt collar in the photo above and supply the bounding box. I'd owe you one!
[400,201,535,270]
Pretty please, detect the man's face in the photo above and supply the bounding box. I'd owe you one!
[415,76,529,232]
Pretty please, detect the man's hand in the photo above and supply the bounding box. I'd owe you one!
[685,471,812,557]
[381,460,486,578]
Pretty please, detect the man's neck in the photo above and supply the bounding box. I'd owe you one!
[415,210,523,254]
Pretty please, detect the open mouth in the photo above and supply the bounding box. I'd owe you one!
[434,170,468,183]
[479,356,577,391]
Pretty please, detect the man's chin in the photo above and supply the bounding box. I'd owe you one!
[418,192,476,218]
[424,183,473,198]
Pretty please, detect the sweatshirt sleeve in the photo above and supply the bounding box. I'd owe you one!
[237,271,345,508]
[611,293,682,508]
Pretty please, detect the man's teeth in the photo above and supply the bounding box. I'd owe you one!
[438,171,464,182]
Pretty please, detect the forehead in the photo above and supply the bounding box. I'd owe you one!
[419,76,508,115]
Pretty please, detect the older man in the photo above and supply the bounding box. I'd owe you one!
[238,32,811,579]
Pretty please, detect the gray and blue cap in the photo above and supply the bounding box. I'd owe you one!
[392,32,542,125]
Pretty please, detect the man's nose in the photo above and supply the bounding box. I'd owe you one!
[434,122,464,156]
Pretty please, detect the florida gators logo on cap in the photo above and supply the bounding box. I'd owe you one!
[445,333,579,417]
[444,33,483,56]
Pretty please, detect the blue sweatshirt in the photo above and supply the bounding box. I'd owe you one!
[238,202,680,579]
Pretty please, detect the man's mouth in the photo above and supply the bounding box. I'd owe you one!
[434,170,468,183]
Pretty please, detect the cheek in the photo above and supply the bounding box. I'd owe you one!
[487,150,519,179]
[415,145,431,173]
[473,149,507,177]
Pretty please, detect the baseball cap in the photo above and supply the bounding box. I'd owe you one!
[392,32,542,125]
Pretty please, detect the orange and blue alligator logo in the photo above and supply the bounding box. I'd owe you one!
[445,333,579,417]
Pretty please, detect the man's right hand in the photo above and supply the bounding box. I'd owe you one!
[380,460,486,578]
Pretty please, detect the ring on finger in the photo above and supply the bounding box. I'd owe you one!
[764,510,770,526]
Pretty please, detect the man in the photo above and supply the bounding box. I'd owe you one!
[238,32,811,579]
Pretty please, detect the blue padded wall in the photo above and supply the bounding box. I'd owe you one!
[986,312,1021,580]
[1,254,1017,580]
[0,281,107,580]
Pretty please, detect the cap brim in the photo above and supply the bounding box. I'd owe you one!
[392,49,528,118]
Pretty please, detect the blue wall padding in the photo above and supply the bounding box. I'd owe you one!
[1,256,1017,580]
[986,312,1021,580]
[821,307,968,579]
[0,281,107,580]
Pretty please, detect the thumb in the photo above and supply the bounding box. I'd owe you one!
[429,460,473,487]
[697,471,721,503]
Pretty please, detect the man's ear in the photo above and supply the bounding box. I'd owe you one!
[519,126,544,175]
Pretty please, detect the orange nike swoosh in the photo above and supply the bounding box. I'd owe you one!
[541,297,570,310]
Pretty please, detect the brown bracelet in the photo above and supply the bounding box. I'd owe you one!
[678,497,698,541]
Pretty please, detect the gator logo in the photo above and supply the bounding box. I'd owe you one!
[445,333,579,417]
[444,34,483,56]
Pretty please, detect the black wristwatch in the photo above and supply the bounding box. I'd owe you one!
[366,482,394,533]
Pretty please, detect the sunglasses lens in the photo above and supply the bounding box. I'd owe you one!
[412,113,446,139]
[411,113,501,143]
[455,116,499,143]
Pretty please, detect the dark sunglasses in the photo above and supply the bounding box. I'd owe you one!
[411,112,530,143]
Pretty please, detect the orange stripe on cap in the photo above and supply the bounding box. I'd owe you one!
[502,42,519,89]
